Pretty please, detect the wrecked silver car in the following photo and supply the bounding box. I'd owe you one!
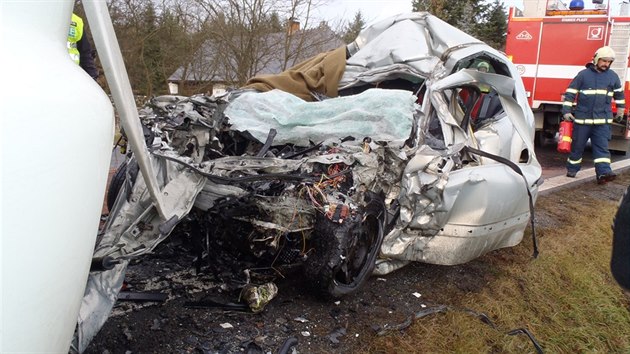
[76,12,542,352]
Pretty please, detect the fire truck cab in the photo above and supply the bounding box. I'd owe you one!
[505,0,630,153]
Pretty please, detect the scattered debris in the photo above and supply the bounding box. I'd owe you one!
[122,326,133,341]
[242,282,278,313]
[219,323,234,329]
[243,341,264,353]
[412,292,422,298]
[117,291,167,302]
[277,337,298,354]
[373,304,543,354]
[183,298,249,311]
[374,316,414,336]
[327,327,347,344]
[149,319,161,331]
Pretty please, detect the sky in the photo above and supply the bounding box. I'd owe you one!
[313,0,414,25]
[313,0,526,25]
[314,0,625,25]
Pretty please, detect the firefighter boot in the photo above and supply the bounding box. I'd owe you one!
[597,172,617,185]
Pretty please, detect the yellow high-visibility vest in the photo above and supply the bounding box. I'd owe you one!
[67,13,84,65]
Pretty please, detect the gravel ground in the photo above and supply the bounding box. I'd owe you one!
[83,238,494,354]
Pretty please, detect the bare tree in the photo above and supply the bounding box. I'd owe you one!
[191,0,340,87]
[278,0,342,72]
[101,0,340,95]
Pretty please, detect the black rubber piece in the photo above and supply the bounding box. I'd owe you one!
[611,185,630,290]
[277,337,298,354]
[106,162,127,211]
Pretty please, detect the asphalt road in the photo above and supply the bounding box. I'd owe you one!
[535,141,630,179]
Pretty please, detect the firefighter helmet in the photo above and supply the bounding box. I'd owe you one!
[593,46,615,64]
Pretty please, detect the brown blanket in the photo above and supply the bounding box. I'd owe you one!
[243,46,346,102]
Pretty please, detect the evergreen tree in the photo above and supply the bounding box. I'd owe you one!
[342,11,366,44]
[412,0,505,49]
[141,2,164,96]
[156,8,196,93]
[477,0,508,49]
[268,12,283,32]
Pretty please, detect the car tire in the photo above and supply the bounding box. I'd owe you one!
[305,192,386,299]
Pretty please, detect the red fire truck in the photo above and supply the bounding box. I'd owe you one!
[505,0,630,153]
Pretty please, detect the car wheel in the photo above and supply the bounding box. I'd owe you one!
[305,192,386,299]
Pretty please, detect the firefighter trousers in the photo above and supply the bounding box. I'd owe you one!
[566,123,612,177]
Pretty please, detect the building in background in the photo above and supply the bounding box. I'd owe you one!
[168,19,344,96]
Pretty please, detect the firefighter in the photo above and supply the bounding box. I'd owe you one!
[561,46,625,184]
[68,13,98,80]
[476,61,491,93]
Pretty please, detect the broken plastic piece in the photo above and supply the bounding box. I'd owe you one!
[327,327,347,344]
[325,203,349,223]
[242,282,278,313]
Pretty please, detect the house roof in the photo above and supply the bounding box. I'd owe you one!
[168,24,344,83]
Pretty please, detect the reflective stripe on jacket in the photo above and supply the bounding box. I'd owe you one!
[68,13,84,65]
[561,63,626,124]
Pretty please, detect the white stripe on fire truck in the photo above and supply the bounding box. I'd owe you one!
[517,64,630,82]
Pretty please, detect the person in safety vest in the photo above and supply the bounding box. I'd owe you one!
[476,61,490,72]
[561,46,625,184]
[68,13,98,80]
[476,61,491,93]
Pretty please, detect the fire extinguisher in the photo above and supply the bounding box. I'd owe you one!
[557,120,573,153]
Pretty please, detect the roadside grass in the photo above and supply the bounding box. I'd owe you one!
[365,173,630,353]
